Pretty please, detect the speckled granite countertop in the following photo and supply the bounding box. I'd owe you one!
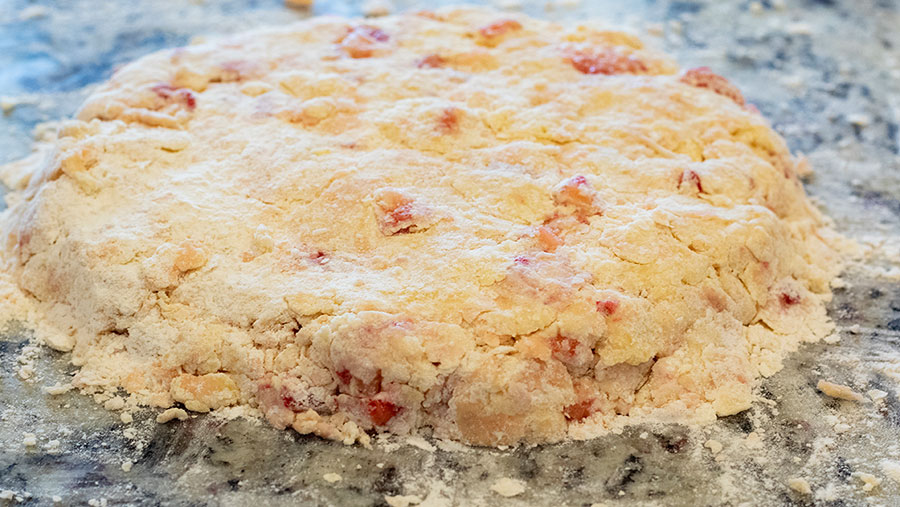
[1,0,899,505]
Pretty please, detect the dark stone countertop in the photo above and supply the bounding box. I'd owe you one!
[1,0,899,505]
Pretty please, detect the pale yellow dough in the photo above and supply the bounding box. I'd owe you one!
[0,7,846,446]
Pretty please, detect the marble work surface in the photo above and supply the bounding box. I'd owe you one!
[1,0,900,505]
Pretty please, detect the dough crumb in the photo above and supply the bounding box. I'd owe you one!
[22,433,37,447]
[867,389,888,401]
[744,432,764,450]
[52,496,62,503]
[104,397,126,411]
[853,472,882,492]
[490,478,526,497]
[120,412,134,424]
[42,383,73,395]
[704,439,723,454]
[323,473,342,483]
[788,477,812,495]
[881,460,900,483]
[121,461,133,472]
[816,380,865,401]
[155,408,189,423]
[0,491,14,500]
[384,494,423,507]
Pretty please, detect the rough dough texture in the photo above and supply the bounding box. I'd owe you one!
[0,7,846,446]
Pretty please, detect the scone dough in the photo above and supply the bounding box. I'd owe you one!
[0,7,845,445]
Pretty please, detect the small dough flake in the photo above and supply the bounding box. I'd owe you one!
[323,473,343,483]
[490,478,526,497]
[156,408,189,424]
[787,477,812,495]
[817,380,865,402]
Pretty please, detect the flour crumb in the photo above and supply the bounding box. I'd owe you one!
[405,435,436,452]
[323,473,342,483]
[704,439,723,454]
[0,490,14,500]
[816,380,865,402]
[52,496,62,503]
[22,433,37,447]
[490,478,526,497]
[867,389,888,402]
[853,472,882,492]
[822,333,841,345]
[104,397,126,411]
[42,383,73,395]
[881,460,900,483]
[156,407,189,423]
[120,412,134,424]
[744,432,764,450]
[44,439,61,453]
[121,461,133,472]
[788,477,812,495]
[384,494,423,507]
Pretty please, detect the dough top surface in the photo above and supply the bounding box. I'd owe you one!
[1,7,844,445]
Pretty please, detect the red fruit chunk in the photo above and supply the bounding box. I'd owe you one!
[417,54,446,69]
[479,19,522,38]
[536,225,562,252]
[339,26,390,59]
[596,299,619,315]
[678,169,704,193]
[282,393,303,411]
[151,83,197,111]
[550,334,578,358]
[555,175,595,209]
[367,399,400,426]
[564,399,594,421]
[679,67,746,106]
[336,370,352,384]
[567,47,648,75]
[779,291,801,307]
[437,107,460,133]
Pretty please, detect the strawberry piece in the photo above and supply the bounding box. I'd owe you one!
[367,399,400,426]
[567,47,648,75]
[479,19,522,38]
[336,369,352,384]
[417,54,446,69]
[513,255,531,266]
[550,334,579,359]
[536,225,562,252]
[436,107,459,133]
[779,292,801,307]
[679,67,746,106]
[564,399,594,421]
[678,169,704,193]
[339,26,390,59]
[151,83,197,111]
[555,175,598,211]
[281,392,304,411]
[596,299,619,315]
